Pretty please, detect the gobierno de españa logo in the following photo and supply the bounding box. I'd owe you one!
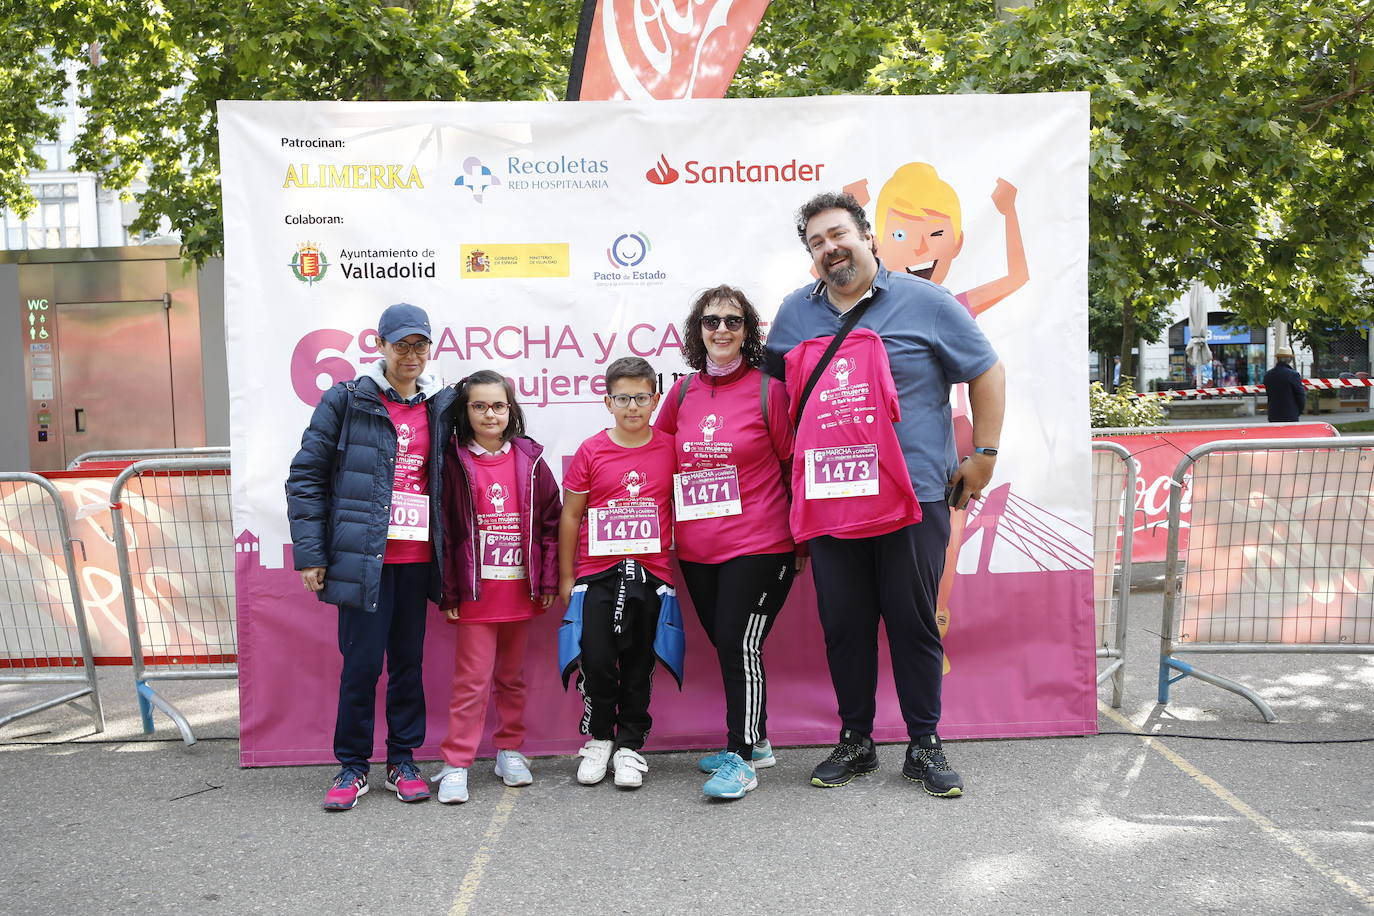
[290,243,329,284]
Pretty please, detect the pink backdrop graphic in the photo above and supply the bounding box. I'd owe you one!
[237,537,1093,766]
[218,97,1095,767]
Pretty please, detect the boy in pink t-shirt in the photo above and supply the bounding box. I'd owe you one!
[558,357,680,790]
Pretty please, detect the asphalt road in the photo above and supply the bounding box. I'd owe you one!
[3,569,1372,915]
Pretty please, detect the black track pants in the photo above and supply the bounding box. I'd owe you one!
[680,552,794,756]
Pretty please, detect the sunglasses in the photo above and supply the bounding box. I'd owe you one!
[701,315,744,331]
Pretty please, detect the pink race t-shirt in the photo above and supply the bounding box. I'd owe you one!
[563,429,677,583]
[383,399,433,564]
[656,368,794,563]
[784,327,922,541]
[461,448,538,623]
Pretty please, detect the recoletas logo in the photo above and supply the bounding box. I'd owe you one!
[644,154,826,185]
[454,157,502,203]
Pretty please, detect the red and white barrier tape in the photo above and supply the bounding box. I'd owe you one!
[1137,377,1374,399]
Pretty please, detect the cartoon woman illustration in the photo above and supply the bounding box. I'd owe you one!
[849,162,1029,670]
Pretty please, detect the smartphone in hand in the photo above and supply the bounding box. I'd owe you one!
[946,478,966,509]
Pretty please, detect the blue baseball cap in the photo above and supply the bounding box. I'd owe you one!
[377,302,431,342]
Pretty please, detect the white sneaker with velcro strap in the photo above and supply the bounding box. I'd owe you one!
[611,747,649,789]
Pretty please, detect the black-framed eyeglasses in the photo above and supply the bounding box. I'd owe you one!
[701,315,744,331]
[468,401,509,415]
[609,393,655,408]
[387,339,431,356]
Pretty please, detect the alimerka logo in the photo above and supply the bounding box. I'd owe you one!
[290,243,329,285]
[644,154,825,185]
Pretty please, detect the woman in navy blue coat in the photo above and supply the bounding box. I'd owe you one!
[286,302,457,811]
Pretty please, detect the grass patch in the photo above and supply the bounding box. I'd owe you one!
[1332,418,1374,434]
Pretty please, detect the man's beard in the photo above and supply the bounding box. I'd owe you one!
[825,261,858,288]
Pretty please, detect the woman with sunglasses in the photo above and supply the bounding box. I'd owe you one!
[656,285,798,800]
[287,302,458,811]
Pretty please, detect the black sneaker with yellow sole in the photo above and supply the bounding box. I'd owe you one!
[902,734,964,797]
[809,729,879,787]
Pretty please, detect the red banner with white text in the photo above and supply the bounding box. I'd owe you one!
[570,0,772,100]
[1093,424,1337,563]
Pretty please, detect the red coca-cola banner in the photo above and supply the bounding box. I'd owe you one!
[569,0,772,100]
[1093,423,1337,563]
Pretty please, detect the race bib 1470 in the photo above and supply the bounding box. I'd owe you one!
[587,504,662,555]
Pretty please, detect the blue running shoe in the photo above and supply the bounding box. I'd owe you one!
[698,740,776,774]
[703,752,758,799]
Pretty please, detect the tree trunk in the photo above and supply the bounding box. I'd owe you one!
[1118,299,1138,388]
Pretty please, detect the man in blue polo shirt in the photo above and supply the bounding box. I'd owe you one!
[766,191,1005,797]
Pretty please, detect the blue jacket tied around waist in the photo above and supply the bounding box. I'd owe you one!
[558,582,685,690]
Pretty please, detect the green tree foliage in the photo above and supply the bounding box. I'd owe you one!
[738,0,1374,371]
[0,3,66,220]
[29,0,577,261]
[8,0,1373,369]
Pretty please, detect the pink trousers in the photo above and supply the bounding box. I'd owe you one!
[440,619,531,768]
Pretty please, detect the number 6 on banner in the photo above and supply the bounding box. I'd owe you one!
[291,328,356,407]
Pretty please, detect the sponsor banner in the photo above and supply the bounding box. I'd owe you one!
[219,95,1093,764]
[1093,423,1337,563]
[571,0,773,101]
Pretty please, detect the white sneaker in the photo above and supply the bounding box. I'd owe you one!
[433,766,468,804]
[576,739,614,785]
[494,750,533,787]
[612,747,648,789]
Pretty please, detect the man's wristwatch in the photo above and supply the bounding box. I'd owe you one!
[974,447,999,457]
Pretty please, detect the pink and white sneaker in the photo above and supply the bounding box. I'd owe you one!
[322,769,368,811]
[385,762,432,803]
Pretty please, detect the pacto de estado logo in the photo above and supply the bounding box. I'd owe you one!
[607,232,650,268]
[596,231,665,285]
[290,243,329,285]
[644,154,826,186]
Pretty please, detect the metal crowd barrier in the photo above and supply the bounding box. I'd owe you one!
[1159,436,1374,721]
[1091,442,1136,707]
[68,446,230,470]
[109,457,235,744]
[0,472,104,732]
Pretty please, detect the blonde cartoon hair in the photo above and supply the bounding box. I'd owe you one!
[874,162,963,241]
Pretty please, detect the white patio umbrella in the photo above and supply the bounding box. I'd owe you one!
[1184,281,1212,387]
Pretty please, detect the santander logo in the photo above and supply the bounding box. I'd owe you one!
[644,152,825,186]
[646,155,680,184]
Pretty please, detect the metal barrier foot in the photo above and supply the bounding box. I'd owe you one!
[1096,658,1125,708]
[136,681,198,745]
[1158,655,1278,723]
[0,688,95,731]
